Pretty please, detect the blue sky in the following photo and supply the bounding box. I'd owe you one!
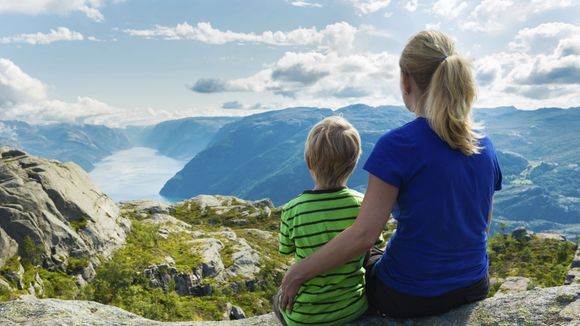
[0,0,578,126]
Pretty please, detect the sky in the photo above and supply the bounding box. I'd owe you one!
[0,0,578,127]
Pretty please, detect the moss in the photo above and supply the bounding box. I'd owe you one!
[556,294,576,304]
[70,217,89,232]
[38,268,79,299]
[67,257,90,274]
[488,233,576,290]
[20,237,43,267]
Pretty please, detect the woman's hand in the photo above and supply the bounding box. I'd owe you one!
[279,261,307,313]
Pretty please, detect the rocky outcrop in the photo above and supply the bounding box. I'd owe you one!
[567,246,580,285]
[0,148,130,281]
[498,276,530,293]
[0,284,579,325]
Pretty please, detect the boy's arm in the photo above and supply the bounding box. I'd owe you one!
[279,209,295,255]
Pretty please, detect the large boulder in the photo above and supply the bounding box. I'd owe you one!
[0,284,579,325]
[0,148,130,280]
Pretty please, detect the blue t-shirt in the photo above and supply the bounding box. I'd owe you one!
[363,117,502,297]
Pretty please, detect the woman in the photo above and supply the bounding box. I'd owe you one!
[278,30,502,319]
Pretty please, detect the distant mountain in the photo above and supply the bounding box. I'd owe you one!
[0,121,130,171]
[124,117,239,161]
[160,105,415,203]
[161,105,580,236]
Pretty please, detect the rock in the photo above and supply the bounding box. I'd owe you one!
[0,228,18,267]
[0,284,579,325]
[143,214,192,234]
[241,229,272,241]
[1,259,24,290]
[225,239,261,279]
[251,199,274,209]
[566,269,580,285]
[0,278,13,291]
[0,149,130,281]
[559,298,580,321]
[120,200,170,215]
[499,276,531,293]
[0,149,26,159]
[230,219,248,226]
[511,227,534,241]
[209,230,237,241]
[224,303,246,320]
[144,261,203,296]
[536,233,567,241]
[191,238,225,279]
[572,248,580,269]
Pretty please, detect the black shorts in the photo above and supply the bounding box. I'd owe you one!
[363,247,489,319]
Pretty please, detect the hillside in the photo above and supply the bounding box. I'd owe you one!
[1,149,578,324]
[0,121,131,171]
[127,117,239,161]
[160,105,580,236]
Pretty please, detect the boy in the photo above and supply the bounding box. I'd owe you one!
[275,116,374,326]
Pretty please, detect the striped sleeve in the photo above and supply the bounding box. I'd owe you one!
[279,208,295,255]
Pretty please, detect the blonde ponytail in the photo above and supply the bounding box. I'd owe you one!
[400,30,482,155]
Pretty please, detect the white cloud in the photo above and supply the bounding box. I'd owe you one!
[190,50,400,102]
[0,27,84,45]
[404,0,418,12]
[0,0,108,22]
[0,58,47,106]
[289,1,322,8]
[349,0,391,15]
[0,58,243,127]
[432,0,468,19]
[462,0,576,32]
[508,22,580,51]
[474,25,580,108]
[124,21,358,52]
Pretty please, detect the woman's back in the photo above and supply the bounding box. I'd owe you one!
[364,117,502,296]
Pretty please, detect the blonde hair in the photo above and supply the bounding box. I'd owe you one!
[304,116,361,188]
[400,30,482,155]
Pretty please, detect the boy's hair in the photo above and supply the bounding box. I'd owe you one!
[304,116,361,188]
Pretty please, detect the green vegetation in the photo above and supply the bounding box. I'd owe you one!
[70,217,89,232]
[171,199,281,231]
[487,232,577,296]
[1,199,576,321]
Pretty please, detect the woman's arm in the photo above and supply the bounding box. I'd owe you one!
[486,197,494,235]
[279,174,399,312]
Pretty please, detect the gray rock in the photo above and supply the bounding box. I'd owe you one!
[120,199,170,214]
[0,278,13,291]
[0,259,24,290]
[190,239,225,279]
[511,227,534,240]
[499,276,530,293]
[0,285,579,325]
[225,239,261,279]
[224,303,246,320]
[572,248,580,269]
[566,269,580,285]
[0,149,130,281]
[251,199,274,209]
[0,228,17,267]
[144,261,203,296]
[536,233,567,241]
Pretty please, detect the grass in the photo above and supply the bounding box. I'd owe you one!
[487,232,577,296]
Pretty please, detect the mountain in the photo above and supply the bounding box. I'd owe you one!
[161,105,580,236]
[126,117,239,161]
[0,148,129,282]
[0,121,131,171]
[160,105,413,204]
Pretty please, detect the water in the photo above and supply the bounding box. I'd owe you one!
[89,147,187,202]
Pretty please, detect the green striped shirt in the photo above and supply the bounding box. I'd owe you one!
[278,187,368,326]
